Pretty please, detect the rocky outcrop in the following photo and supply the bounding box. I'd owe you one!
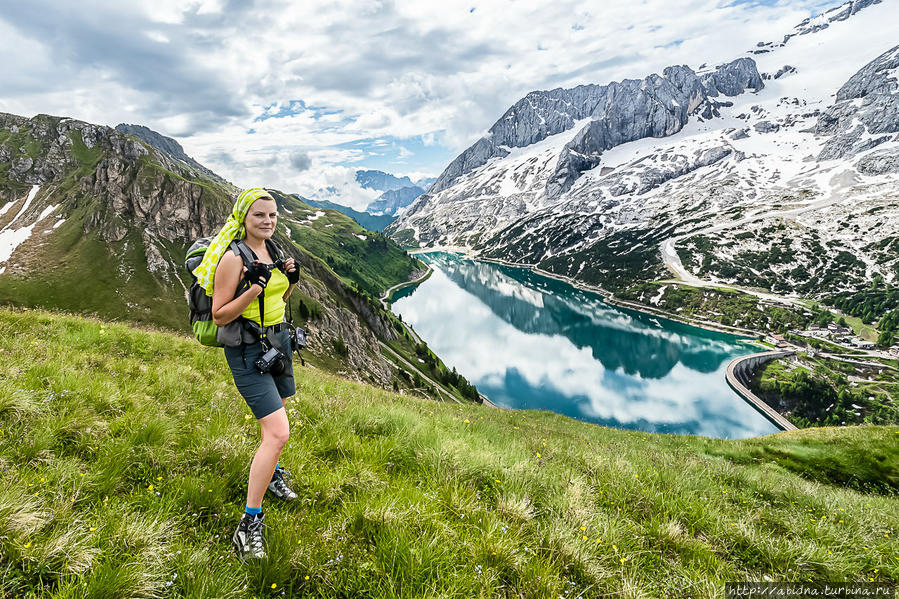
[700,58,764,97]
[856,148,899,174]
[431,59,763,198]
[816,44,899,160]
[0,113,235,280]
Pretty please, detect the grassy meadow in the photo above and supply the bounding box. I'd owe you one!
[1,308,897,598]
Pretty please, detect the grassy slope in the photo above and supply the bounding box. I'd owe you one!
[0,202,189,330]
[2,308,896,598]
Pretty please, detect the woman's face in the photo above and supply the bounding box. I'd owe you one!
[244,198,277,240]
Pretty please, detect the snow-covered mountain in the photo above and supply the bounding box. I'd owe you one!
[356,169,416,192]
[357,169,428,216]
[366,185,425,216]
[388,0,899,297]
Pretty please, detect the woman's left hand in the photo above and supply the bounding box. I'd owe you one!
[284,258,299,284]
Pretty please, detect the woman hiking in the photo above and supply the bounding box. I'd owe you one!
[193,187,301,561]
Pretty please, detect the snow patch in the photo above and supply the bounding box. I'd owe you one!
[0,185,40,232]
[0,200,16,218]
[0,200,58,264]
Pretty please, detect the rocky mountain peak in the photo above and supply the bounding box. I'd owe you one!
[115,123,227,185]
[426,57,764,200]
[816,43,899,160]
[355,169,415,192]
[387,0,899,303]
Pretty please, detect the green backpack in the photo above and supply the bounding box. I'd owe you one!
[185,237,224,346]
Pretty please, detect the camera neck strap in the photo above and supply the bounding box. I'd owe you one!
[230,239,281,343]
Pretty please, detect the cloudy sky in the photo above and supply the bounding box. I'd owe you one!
[0,0,834,209]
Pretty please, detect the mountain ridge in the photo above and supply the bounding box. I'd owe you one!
[387,0,899,310]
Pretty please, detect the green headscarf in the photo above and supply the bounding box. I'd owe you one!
[194,187,274,296]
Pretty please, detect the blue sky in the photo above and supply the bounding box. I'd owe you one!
[0,0,840,209]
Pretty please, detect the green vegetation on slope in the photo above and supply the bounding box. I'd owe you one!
[0,209,188,330]
[301,198,395,233]
[751,353,899,429]
[677,228,870,296]
[826,279,899,324]
[2,308,896,598]
[616,282,834,334]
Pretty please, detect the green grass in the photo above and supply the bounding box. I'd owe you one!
[66,130,103,170]
[2,308,897,597]
[840,313,879,342]
[0,127,43,160]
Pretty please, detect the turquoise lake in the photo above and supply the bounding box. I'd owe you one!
[391,252,780,439]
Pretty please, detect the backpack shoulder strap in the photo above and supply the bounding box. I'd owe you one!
[230,239,257,267]
[264,239,286,271]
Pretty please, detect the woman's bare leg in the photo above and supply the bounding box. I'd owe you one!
[245,407,289,509]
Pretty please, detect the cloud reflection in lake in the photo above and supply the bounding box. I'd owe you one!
[392,253,779,439]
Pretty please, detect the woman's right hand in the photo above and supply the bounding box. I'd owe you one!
[212,252,265,326]
[244,261,272,289]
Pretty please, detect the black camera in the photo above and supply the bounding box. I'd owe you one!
[254,342,288,375]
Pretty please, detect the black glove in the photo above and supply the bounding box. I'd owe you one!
[286,266,300,285]
[245,261,272,289]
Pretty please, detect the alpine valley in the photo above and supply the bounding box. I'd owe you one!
[387,0,899,309]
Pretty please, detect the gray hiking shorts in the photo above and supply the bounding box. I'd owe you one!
[224,328,295,419]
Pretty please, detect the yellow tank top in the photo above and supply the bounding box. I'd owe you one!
[241,268,289,326]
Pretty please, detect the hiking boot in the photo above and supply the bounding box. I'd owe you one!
[232,513,266,562]
[267,466,298,501]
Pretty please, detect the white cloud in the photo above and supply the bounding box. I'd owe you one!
[0,0,841,199]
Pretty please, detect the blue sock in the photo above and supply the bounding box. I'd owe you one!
[244,505,261,517]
